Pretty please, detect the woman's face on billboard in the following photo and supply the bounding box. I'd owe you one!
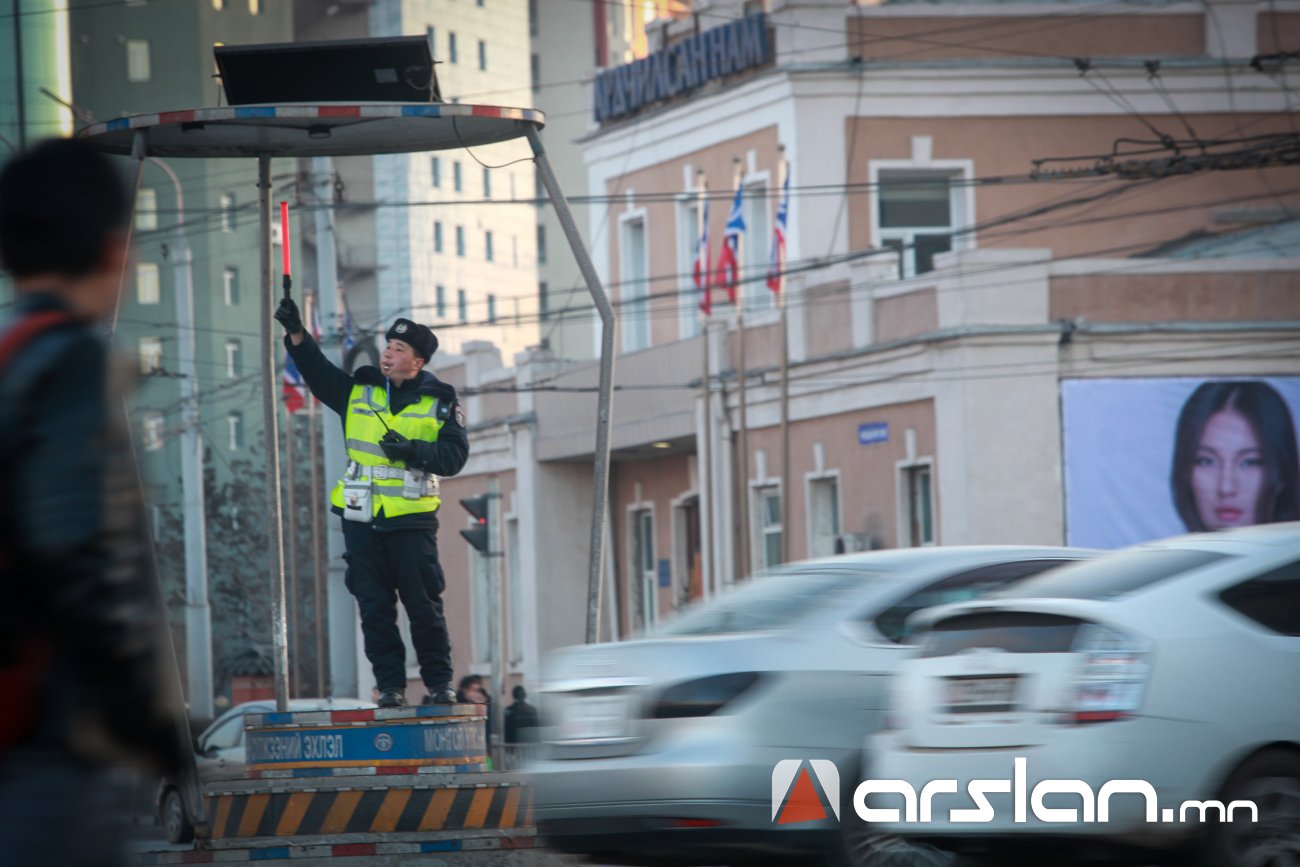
[1192,407,1265,529]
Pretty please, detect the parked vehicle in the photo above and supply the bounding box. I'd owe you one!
[158,696,375,844]
[530,546,1091,866]
[867,522,1300,867]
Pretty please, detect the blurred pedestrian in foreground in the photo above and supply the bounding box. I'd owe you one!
[0,139,185,866]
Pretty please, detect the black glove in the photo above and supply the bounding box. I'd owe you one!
[380,430,416,463]
[274,297,304,334]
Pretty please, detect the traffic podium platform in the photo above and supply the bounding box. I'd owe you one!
[134,705,564,866]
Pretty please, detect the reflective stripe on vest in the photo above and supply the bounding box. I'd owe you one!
[330,382,445,517]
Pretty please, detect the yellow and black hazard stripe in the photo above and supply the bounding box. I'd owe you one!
[206,784,534,839]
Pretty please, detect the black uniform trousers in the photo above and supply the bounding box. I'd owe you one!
[341,519,453,691]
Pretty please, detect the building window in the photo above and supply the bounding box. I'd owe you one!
[756,485,782,570]
[139,336,163,374]
[228,411,244,451]
[482,167,491,198]
[538,281,548,321]
[742,179,773,313]
[878,171,956,278]
[477,0,485,6]
[619,215,649,352]
[484,230,494,262]
[530,53,540,93]
[808,476,841,558]
[220,193,236,232]
[136,187,157,231]
[631,507,656,629]
[436,285,446,318]
[434,221,444,253]
[455,225,466,257]
[142,411,165,451]
[536,223,546,265]
[506,517,523,666]
[448,32,458,64]
[675,196,701,339]
[427,25,436,56]
[225,339,241,379]
[431,156,441,187]
[487,294,496,324]
[126,40,151,82]
[901,463,935,546]
[477,39,487,71]
[457,289,467,322]
[223,267,239,306]
[453,161,462,193]
[135,262,160,305]
[528,0,537,36]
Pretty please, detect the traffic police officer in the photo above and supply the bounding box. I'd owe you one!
[276,300,467,707]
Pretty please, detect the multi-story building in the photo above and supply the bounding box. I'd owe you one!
[69,0,296,714]
[425,0,1300,699]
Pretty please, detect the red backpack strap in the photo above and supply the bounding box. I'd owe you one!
[0,310,76,372]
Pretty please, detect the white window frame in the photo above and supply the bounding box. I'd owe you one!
[223,267,239,306]
[805,470,843,559]
[618,208,650,353]
[220,193,236,233]
[227,411,244,451]
[868,143,975,279]
[626,502,657,631]
[139,336,162,374]
[225,339,241,379]
[752,482,783,572]
[135,187,157,231]
[740,171,773,314]
[142,411,165,451]
[675,193,702,341]
[126,39,151,82]
[896,458,937,548]
[135,262,160,305]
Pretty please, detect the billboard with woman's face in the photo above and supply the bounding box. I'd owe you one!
[1061,378,1300,549]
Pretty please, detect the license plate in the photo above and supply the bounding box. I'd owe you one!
[559,694,629,741]
[945,676,1019,713]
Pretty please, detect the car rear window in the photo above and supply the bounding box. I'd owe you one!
[658,569,883,636]
[999,548,1232,600]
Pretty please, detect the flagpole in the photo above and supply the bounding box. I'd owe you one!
[776,149,791,566]
[695,170,713,600]
[732,157,751,582]
[306,293,325,697]
[286,398,299,697]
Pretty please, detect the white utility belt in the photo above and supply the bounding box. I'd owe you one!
[341,461,439,524]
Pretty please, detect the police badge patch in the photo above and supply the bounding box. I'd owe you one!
[437,401,452,421]
[455,404,466,426]
[395,322,408,333]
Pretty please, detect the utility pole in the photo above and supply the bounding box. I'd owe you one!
[285,405,298,697]
[732,157,751,581]
[696,169,713,599]
[776,150,791,565]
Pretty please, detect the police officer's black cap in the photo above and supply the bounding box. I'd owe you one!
[386,318,437,360]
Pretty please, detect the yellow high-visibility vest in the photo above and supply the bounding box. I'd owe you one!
[329,382,446,518]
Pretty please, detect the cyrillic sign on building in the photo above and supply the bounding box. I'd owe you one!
[593,14,771,123]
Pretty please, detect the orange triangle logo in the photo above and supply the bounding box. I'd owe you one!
[776,767,828,825]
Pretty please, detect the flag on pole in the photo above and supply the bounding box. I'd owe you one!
[715,183,745,306]
[283,352,306,414]
[693,196,712,316]
[767,170,789,295]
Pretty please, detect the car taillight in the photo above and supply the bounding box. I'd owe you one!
[1065,624,1151,724]
[648,672,764,719]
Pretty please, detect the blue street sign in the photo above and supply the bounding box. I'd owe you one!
[858,421,889,445]
[658,558,671,588]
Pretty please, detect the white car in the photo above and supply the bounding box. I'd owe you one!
[865,523,1300,867]
[158,696,374,844]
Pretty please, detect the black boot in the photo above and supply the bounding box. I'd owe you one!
[423,684,456,705]
[378,687,408,708]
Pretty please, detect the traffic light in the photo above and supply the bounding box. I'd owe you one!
[459,494,493,555]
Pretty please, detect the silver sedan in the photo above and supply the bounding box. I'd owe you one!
[530,546,1091,866]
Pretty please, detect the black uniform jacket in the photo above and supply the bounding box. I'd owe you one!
[286,332,470,532]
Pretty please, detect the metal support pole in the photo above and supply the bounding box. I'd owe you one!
[286,409,298,697]
[526,127,615,645]
[776,155,791,565]
[487,477,504,766]
[259,155,290,712]
[731,160,751,581]
[696,172,713,600]
[306,294,326,697]
[12,0,24,151]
